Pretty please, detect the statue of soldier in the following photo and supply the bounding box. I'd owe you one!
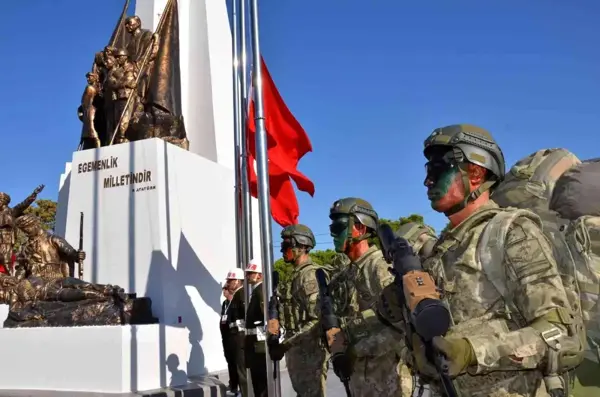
[123,15,159,100]
[124,16,158,63]
[79,71,101,148]
[106,48,139,144]
[0,185,44,272]
[271,224,330,397]
[378,124,586,396]
[326,198,412,396]
[15,214,85,281]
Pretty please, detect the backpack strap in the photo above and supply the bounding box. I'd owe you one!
[477,209,543,321]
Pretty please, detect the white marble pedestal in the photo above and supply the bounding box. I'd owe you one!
[44,138,260,393]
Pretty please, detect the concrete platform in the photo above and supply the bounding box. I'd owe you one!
[0,375,225,397]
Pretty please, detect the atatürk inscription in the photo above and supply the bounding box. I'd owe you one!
[78,156,118,173]
[104,171,152,189]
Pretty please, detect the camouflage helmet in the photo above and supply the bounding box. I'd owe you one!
[281,224,315,249]
[329,197,378,231]
[423,124,505,181]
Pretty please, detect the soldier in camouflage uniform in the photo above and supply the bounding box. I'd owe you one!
[327,198,412,396]
[378,124,586,396]
[277,224,330,397]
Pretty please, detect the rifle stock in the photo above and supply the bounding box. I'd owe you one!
[316,268,352,397]
[378,223,459,397]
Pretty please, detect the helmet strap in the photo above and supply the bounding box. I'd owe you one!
[346,216,373,245]
[443,163,498,216]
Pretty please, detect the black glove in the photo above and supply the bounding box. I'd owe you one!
[331,351,353,381]
[268,342,286,361]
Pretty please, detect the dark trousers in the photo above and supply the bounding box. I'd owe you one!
[233,333,249,397]
[223,340,239,390]
[249,352,268,397]
[245,336,268,397]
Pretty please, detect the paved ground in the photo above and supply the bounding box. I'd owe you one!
[217,364,430,397]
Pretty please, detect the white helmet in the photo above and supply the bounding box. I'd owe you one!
[225,268,245,280]
[245,259,262,274]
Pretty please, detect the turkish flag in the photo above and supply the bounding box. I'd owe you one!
[247,57,314,227]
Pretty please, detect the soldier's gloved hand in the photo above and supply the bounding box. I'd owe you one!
[377,283,405,324]
[331,351,353,381]
[432,336,475,377]
[77,250,86,262]
[268,342,286,361]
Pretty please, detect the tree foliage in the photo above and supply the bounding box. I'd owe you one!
[274,248,342,285]
[367,213,426,248]
[15,199,58,250]
[441,221,453,235]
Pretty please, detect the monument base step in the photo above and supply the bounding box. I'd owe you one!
[0,324,197,393]
[0,375,226,396]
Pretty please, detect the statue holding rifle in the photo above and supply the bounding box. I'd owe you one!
[77,0,189,150]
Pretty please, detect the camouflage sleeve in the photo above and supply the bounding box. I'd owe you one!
[346,256,404,356]
[367,255,395,298]
[465,217,577,374]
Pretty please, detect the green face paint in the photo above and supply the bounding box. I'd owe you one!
[333,228,348,253]
[427,166,459,209]
[330,216,350,253]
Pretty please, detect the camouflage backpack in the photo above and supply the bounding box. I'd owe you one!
[480,148,600,363]
[395,222,438,261]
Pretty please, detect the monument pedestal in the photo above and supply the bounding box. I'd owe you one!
[35,138,260,394]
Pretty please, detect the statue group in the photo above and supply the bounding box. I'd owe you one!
[79,0,189,151]
[0,185,156,328]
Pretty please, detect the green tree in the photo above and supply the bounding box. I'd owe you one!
[367,213,427,248]
[273,249,346,285]
[15,199,58,250]
[441,221,453,235]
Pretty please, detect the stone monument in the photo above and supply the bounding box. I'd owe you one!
[0,0,262,395]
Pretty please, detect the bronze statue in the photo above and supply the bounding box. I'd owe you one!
[0,210,158,328]
[0,185,44,271]
[78,0,189,150]
[124,16,159,64]
[15,214,85,281]
[79,72,101,149]
[106,48,140,144]
[0,274,154,328]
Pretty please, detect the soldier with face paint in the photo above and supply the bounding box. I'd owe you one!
[378,124,585,397]
[271,224,330,397]
[327,198,413,397]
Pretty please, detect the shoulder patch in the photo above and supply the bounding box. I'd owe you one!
[505,217,553,281]
[304,279,318,295]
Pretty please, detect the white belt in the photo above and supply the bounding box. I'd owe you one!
[246,327,266,341]
[229,319,245,330]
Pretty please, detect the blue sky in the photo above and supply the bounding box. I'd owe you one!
[1,0,599,252]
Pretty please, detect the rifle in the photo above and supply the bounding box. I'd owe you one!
[378,223,459,397]
[78,212,84,280]
[315,268,352,397]
[267,270,283,352]
[266,270,284,389]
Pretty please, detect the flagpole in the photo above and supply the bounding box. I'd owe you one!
[248,0,281,396]
[232,0,243,271]
[238,0,256,395]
